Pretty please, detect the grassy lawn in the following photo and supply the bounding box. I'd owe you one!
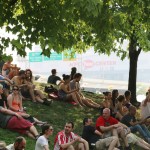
[0,90,100,149]
[0,84,146,150]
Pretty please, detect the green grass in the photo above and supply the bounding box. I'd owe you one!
[0,84,146,150]
[0,91,100,150]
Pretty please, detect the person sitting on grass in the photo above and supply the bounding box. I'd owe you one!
[96,108,131,150]
[82,118,119,150]
[110,90,119,111]
[12,70,51,105]
[0,74,13,97]
[7,85,47,125]
[35,124,53,150]
[0,106,39,139]
[115,95,128,121]
[69,73,101,109]
[6,136,26,150]
[141,89,150,125]
[121,105,150,144]
[124,90,132,109]
[54,121,89,150]
[47,69,62,85]
[58,74,81,106]
[70,67,77,81]
[126,133,150,150]
[99,91,112,114]
[25,69,52,105]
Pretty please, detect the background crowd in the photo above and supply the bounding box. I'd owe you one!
[0,57,150,150]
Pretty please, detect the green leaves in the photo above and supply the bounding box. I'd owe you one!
[0,0,150,60]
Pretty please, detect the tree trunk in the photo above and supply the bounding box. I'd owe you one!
[128,37,141,104]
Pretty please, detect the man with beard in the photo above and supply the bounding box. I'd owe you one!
[6,136,26,150]
[54,122,89,150]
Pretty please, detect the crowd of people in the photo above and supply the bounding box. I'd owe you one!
[0,58,150,150]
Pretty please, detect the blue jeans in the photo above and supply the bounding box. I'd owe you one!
[130,124,150,139]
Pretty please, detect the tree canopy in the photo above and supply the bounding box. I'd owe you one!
[0,0,150,102]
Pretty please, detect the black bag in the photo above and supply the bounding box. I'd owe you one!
[44,85,58,93]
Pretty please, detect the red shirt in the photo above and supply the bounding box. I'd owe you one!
[96,116,118,132]
[54,130,78,150]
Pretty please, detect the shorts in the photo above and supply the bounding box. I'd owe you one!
[126,133,141,144]
[7,116,33,134]
[96,136,117,150]
[20,89,31,98]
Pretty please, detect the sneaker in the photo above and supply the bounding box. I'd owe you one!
[43,100,52,106]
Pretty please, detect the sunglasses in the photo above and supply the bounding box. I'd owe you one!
[13,88,19,91]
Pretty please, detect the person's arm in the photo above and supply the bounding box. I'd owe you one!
[95,130,103,136]
[100,124,117,132]
[78,138,89,150]
[118,104,125,116]
[0,107,22,119]
[4,77,13,85]
[61,84,77,94]
[60,137,80,149]
[43,145,49,150]
[118,122,128,129]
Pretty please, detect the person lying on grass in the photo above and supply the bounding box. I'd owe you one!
[0,106,39,139]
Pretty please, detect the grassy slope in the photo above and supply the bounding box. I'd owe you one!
[0,83,144,150]
[0,90,100,150]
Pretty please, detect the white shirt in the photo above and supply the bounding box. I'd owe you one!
[35,135,49,150]
[6,144,15,150]
[141,100,150,119]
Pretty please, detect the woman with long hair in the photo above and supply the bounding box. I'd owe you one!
[115,95,128,120]
[70,73,101,108]
[58,74,82,106]
[25,69,52,105]
[7,85,46,125]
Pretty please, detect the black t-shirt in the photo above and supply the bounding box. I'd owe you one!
[121,114,136,127]
[82,125,100,145]
[47,75,61,85]
[0,94,7,107]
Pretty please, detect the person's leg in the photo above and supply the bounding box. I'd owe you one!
[78,143,85,150]
[34,89,45,99]
[82,99,99,108]
[66,145,75,150]
[33,117,47,124]
[27,85,36,102]
[29,125,39,137]
[141,125,150,138]
[108,137,119,150]
[130,125,149,139]
[35,95,44,103]
[85,98,100,108]
[118,127,129,147]
[26,131,36,139]
[69,93,83,107]
[136,141,150,150]
[112,129,121,147]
